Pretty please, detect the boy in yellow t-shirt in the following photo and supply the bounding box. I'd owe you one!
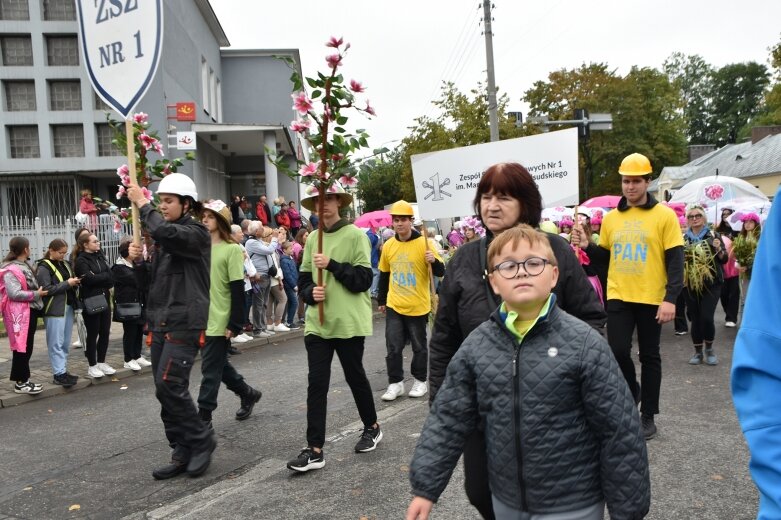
[572,153,684,441]
[377,201,444,402]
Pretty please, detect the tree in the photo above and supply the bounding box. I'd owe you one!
[663,52,715,144]
[709,62,769,145]
[355,150,406,212]
[747,34,781,130]
[524,63,687,197]
[398,82,534,201]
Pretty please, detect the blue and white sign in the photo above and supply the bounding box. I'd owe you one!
[76,0,163,118]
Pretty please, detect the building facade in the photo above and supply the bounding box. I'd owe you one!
[0,0,302,222]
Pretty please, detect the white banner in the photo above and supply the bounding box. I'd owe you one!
[76,0,164,118]
[411,129,579,219]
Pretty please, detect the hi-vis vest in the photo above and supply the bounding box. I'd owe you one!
[41,259,73,314]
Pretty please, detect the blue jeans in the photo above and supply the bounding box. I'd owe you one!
[370,267,380,297]
[284,285,298,325]
[45,305,74,376]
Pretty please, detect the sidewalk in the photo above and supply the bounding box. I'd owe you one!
[0,320,305,409]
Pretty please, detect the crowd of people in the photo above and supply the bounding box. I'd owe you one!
[1,153,776,519]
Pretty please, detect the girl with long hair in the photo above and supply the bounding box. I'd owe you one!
[1,237,48,393]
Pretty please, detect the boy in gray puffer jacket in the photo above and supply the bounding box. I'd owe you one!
[407,225,649,520]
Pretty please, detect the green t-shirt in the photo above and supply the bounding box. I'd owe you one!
[206,241,244,336]
[301,223,372,339]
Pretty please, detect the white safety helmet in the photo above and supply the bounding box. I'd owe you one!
[156,173,198,200]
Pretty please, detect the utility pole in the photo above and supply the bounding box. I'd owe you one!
[482,1,499,142]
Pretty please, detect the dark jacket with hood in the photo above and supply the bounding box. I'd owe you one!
[74,250,113,301]
[111,256,150,324]
[139,204,210,332]
[429,231,606,401]
[411,300,650,519]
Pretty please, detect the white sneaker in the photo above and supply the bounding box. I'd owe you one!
[725,321,737,328]
[408,379,428,398]
[274,323,291,332]
[265,327,277,335]
[72,339,82,348]
[254,331,273,338]
[381,382,405,401]
[124,359,142,371]
[238,333,253,342]
[231,335,249,344]
[96,363,116,375]
[135,356,152,367]
[88,365,105,378]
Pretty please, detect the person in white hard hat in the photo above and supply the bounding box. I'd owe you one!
[127,174,215,480]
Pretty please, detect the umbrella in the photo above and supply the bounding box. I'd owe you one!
[73,309,87,348]
[669,176,770,224]
[541,206,574,223]
[354,210,392,228]
[580,195,621,209]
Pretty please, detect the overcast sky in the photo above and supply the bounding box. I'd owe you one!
[210,0,781,154]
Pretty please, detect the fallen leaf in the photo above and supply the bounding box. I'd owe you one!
[69,504,80,511]
[47,409,53,413]
[23,487,32,491]
[359,516,369,520]
[685,380,692,384]
[111,377,120,382]
[400,464,410,472]
[711,474,724,481]
[351,488,363,496]
[120,385,128,390]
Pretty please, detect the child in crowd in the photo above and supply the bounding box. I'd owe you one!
[407,224,650,520]
[279,241,300,330]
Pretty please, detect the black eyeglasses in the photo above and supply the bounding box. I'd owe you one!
[493,257,550,279]
[687,214,704,220]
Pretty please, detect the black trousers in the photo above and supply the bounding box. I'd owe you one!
[304,335,377,449]
[685,284,722,345]
[150,330,212,462]
[606,300,662,416]
[10,309,40,382]
[385,308,428,384]
[197,335,248,413]
[463,429,496,519]
[83,307,111,366]
[122,322,144,362]
[720,276,740,323]
[674,292,688,333]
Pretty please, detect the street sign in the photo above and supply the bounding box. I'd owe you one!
[75,0,164,117]
[176,131,197,150]
[589,113,613,131]
[411,128,579,219]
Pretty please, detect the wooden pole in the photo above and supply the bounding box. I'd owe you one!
[125,118,142,246]
[421,223,439,315]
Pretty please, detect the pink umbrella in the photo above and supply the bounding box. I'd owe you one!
[580,195,621,209]
[354,209,392,228]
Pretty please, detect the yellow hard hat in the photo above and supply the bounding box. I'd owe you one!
[389,200,415,217]
[618,153,653,176]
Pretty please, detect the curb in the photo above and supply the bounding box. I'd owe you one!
[0,328,307,410]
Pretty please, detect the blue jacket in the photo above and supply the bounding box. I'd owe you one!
[732,185,781,520]
[280,255,298,289]
[366,230,380,268]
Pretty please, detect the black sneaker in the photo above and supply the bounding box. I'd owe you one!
[287,448,325,472]
[641,415,657,440]
[53,373,78,388]
[354,424,383,453]
[235,388,262,421]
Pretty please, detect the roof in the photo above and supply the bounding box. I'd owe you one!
[195,0,230,47]
[651,134,781,191]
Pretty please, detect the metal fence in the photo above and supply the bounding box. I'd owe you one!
[0,214,133,264]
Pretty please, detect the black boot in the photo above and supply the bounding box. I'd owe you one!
[152,459,187,480]
[236,387,262,421]
[641,414,657,440]
[186,436,216,478]
[199,408,214,431]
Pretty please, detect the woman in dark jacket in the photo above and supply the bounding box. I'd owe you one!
[111,239,152,372]
[428,162,607,519]
[74,232,115,378]
[36,238,81,387]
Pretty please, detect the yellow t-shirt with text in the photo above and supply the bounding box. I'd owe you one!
[599,204,683,305]
[379,235,442,316]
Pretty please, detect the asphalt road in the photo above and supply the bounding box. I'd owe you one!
[0,316,759,520]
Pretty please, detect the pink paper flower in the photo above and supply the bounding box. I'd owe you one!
[291,92,314,115]
[364,100,376,116]
[290,119,312,133]
[116,164,130,185]
[299,162,319,177]
[116,185,127,200]
[739,212,760,223]
[326,53,343,69]
[704,184,724,200]
[326,36,344,48]
[349,79,366,93]
[339,175,358,187]
[120,209,129,219]
[138,133,163,155]
[141,187,153,200]
[112,218,122,233]
[133,112,148,124]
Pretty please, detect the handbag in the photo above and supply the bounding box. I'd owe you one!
[83,293,108,315]
[115,302,142,321]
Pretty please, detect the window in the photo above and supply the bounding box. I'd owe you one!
[45,35,78,66]
[94,91,111,111]
[209,69,217,122]
[1,36,33,66]
[96,123,120,156]
[42,0,75,20]
[8,125,40,158]
[3,80,36,111]
[7,184,37,219]
[49,80,81,110]
[0,0,29,20]
[51,124,84,157]
[201,57,209,114]
[216,79,222,123]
